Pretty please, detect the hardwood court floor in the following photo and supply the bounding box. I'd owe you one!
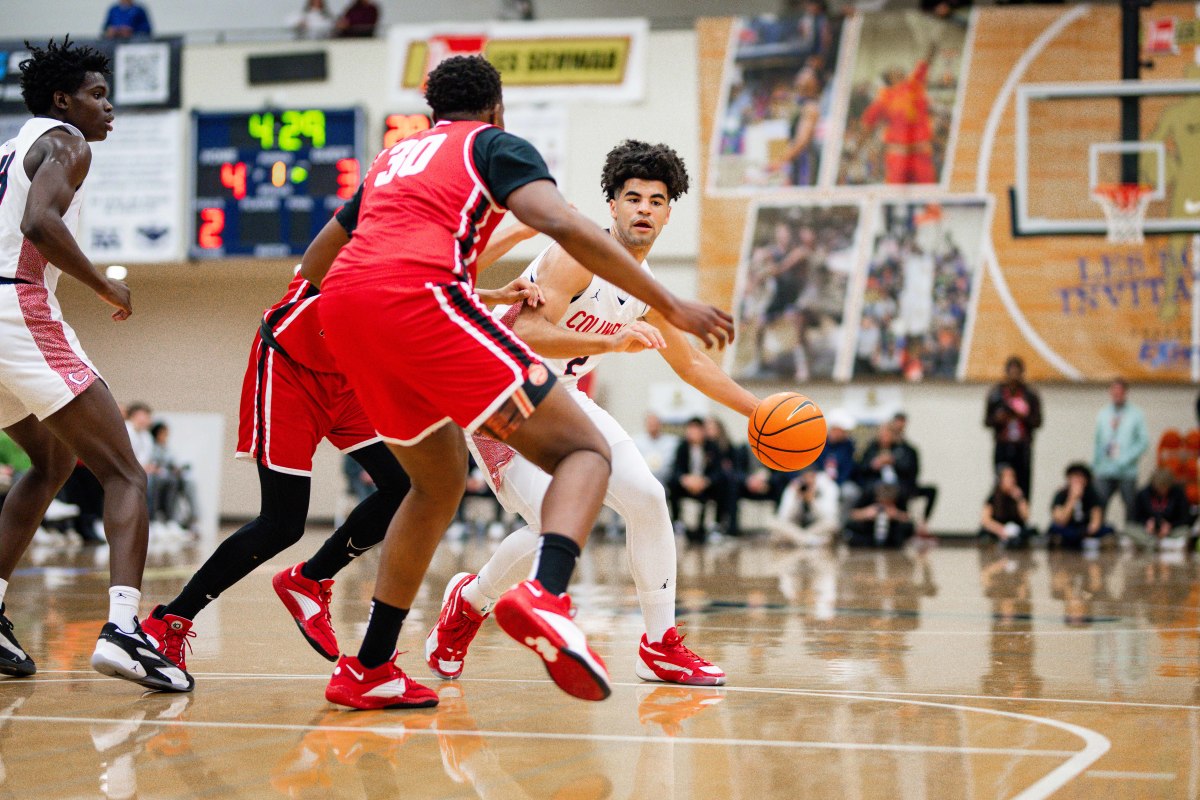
[1,531,1198,799]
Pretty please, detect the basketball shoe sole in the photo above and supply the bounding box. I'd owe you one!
[493,581,611,702]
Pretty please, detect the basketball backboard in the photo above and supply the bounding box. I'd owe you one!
[1011,79,1200,237]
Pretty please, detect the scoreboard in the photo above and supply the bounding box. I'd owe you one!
[191,108,363,258]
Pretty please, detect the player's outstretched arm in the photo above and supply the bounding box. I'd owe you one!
[299,216,351,288]
[22,131,130,320]
[645,307,759,417]
[505,180,734,348]
[509,246,663,358]
[477,217,538,271]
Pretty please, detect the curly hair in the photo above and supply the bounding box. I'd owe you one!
[424,56,503,119]
[19,37,111,116]
[600,140,690,202]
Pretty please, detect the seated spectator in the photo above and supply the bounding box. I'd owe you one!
[979,463,1033,547]
[0,431,31,512]
[148,422,198,531]
[334,0,379,37]
[815,410,860,516]
[61,461,105,544]
[769,467,840,546]
[844,483,914,548]
[704,417,744,536]
[103,0,152,39]
[889,412,938,533]
[289,0,335,39]
[1048,463,1113,550]
[125,402,154,471]
[1126,468,1192,550]
[632,413,678,486]
[858,416,918,490]
[668,417,723,544]
[343,452,375,504]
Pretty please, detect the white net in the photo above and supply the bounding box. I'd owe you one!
[1091,184,1152,245]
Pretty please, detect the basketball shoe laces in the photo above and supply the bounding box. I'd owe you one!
[158,620,196,666]
[658,624,708,665]
[438,602,484,659]
[315,581,336,637]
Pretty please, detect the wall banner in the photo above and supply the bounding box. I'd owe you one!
[387,19,648,105]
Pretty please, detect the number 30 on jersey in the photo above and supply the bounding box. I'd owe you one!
[374,134,447,187]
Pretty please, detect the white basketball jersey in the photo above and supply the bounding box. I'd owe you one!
[0,118,87,291]
[495,244,651,387]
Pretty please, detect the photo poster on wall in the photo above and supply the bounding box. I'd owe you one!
[707,11,847,194]
[79,110,185,264]
[850,197,991,382]
[726,201,866,384]
[837,10,970,188]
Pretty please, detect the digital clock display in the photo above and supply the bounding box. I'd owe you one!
[191,108,363,258]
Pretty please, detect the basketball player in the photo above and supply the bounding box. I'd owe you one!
[860,44,938,185]
[309,56,733,709]
[425,140,760,688]
[140,188,541,673]
[0,39,190,691]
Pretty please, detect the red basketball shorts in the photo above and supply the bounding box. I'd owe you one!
[319,281,554,445]
[236,333,379,476]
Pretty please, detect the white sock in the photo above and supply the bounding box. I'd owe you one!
[0,578,8,609]
[108,586,141,633]
[638,585,676,643]
[473,525,542,613]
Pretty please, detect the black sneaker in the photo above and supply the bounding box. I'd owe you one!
[91,621,194,693]
[0,606,35,677]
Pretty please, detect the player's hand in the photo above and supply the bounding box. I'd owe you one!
[611,321,665,353]
[98,278,132,321]
[496,277,544,308]
[662,299,734,349]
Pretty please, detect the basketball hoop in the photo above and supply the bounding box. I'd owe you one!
[1091,183,1153,245]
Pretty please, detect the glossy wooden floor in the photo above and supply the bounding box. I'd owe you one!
[2,531,1199,799]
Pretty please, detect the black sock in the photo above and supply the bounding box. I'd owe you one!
[357,598,409,669]
[533,533,581,596]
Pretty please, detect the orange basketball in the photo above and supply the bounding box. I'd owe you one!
[747,392,826,471]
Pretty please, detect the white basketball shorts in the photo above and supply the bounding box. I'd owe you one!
[0,281,100,428]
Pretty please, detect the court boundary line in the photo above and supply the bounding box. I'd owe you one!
[0,712,1078,757]
[20,671,1200,712]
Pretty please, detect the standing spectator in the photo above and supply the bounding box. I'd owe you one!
[668,418,723,544]
[334,0,379,37]
[770,467,839,546]
[1048,463,1111,550]
[979,464,1033,547]
[632,413,678,486]
[289,0,334,40]
[843,483,914,547]
[1126,469,1192,550]
[984,355,1042,498]
[1091,378,1148,525]
[102,0,152,39]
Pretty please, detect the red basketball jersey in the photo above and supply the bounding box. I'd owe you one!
[326,120,512,292]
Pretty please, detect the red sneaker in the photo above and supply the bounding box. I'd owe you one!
[635,626,726,686]
[141,606,195,670]
[325,655,439,710]
[273,563,338,661]
[493,580,610,701]
[425,572,487,680]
